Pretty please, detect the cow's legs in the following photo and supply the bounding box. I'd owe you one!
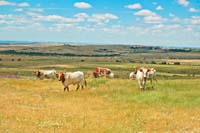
[76,84,80,91]
[64,86,69,92]
[81,83,84,90]
[150,79,154,89]
[138,80,143,91]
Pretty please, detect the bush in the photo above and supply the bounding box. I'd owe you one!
[151,61,156,64]
[17,58,21,61]
[11,59,15,61]
[174,62,180,65]
[161,61,167,65]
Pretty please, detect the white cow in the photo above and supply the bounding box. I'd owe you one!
[134,67,150,91]
[34,70,57,80]
[147,68,157,86]
[129,72,135,80]
[56,71,87,92]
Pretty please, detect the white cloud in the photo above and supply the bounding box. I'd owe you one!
[152,2,157,5]
[0,1,30,7]
[169,13,175,17]
[156,6,163,10]
[144,15,164,23]
[50,24,75,32]
[74,13,89,19]
[191,16,200,24]
[134,9,164,23]
[0,20,9,24]
[88,13,118,24]
[74,2,92,9]
[189,8,199,13]
[125,3,142,9]
[18,2,30,7]
[0,0,15,6]
[29,8,44,12]
[177,0,189,7]
[27,12,118,25]
[134,9,156,16]
[15,8,23,12]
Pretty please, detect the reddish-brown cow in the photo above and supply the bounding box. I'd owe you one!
[93,67,112,78]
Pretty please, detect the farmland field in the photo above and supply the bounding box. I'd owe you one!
[0,44,200,132]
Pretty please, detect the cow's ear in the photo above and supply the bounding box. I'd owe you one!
[147,69,150,72]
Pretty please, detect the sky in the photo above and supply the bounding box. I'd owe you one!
[0,0,200,47]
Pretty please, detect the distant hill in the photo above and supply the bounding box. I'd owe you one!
[0,43,199,59]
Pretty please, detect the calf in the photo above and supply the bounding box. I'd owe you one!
[56,71,87,92]
[33,70,57,80]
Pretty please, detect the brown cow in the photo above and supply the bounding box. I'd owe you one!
[93,67,114,78]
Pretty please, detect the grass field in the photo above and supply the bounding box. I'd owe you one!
[0,47,200,132]
[0,78,199,132]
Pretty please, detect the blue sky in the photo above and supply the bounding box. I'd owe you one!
[0,0,199,47]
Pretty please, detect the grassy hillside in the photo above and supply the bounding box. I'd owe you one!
[0,44,200,59]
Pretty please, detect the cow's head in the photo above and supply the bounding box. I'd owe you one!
[106,69,111,75]
[56,72,65,83]
[93,71,98,78]
[33,70,41,78]
[141,68,150,81]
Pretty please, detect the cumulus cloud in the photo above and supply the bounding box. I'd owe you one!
[134,9,164,23]
[125,3,142,9]
[177,0,189,7]
[169,13,175,17]
[156,6,164,10]
[88,13,118,25]
[143,16,164,23]
[134,9,156,16]
[18,2,29,7]
[191,16,200,24]
[15,8,23,12]
[0,0,15,6]
[0,1,30,7]
[29,8,44,12]
[26,12,118,25]
[27,13,82,23]
[189,8,199,13]
[152,2,157,5]
[74,2,92,9]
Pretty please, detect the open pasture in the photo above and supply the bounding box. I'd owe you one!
[0,53,200,132]
[0,78,199,132]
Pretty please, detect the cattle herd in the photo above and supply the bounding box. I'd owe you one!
[33,67,157,91]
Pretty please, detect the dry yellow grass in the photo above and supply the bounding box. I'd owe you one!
[0,78,199,132]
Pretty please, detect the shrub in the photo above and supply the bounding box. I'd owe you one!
[151,61,156,64]
[161,61,167,65]
[174,62,180,65]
